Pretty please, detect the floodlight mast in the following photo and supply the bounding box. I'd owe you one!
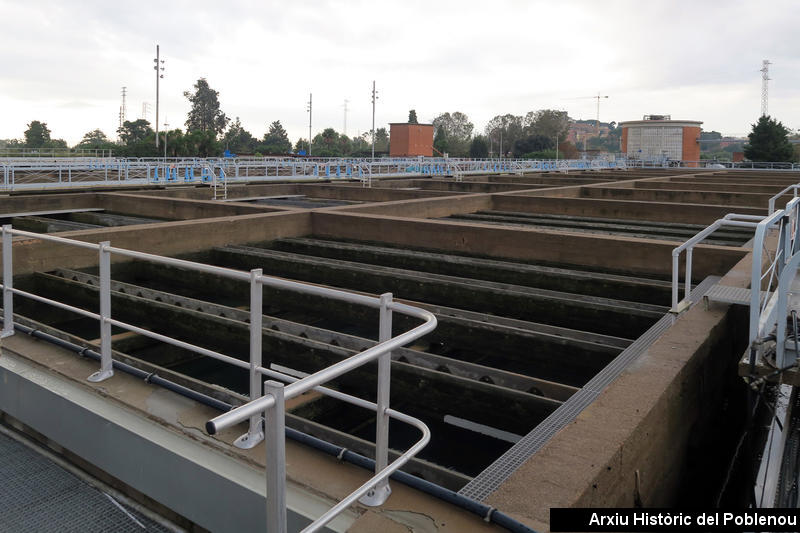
[154,45,164,148]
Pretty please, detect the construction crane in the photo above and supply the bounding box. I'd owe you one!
[570,93,609,135]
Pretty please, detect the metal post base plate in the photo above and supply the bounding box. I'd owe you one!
[358,484,391,507]
[87,369,114,383]
[233,431,264,449]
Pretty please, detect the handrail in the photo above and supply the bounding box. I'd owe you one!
[749,197,800,357]
[0,224,437,533]
[767,183,800,214]
[670,214,764,313]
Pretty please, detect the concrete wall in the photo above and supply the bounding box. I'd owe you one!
[311,211,746,278]
[490,195,765,225]
[98,193,278,219]
[486,252,753,529]
[4,211,313,275]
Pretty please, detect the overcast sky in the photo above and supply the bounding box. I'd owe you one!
[1,0,798,146]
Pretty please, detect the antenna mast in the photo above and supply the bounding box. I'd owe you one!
[119,87,127,129]
[760,59,771,117]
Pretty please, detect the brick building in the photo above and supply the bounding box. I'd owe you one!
[620,115,702,166]
[389,123,434,157]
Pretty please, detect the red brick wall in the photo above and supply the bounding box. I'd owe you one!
[389,124,434,157]
[682,126,701,167]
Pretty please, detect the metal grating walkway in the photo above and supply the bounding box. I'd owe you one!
[0,427,176,533]
[458,276,720,502]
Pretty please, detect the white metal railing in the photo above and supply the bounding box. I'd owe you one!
[767,183,800,214]
[0,156,636,191]
[748,197,800,368]
[0,225,437,533]
[670,214,765,313]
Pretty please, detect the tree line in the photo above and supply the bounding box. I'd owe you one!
[2,77,795,162]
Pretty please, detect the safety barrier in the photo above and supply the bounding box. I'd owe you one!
[0,225,437,533]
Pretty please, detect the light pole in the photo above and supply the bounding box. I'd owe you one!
[153,45,164,148]
[306,93,312,156]
[371,81,378,160]
[555,133,559,164]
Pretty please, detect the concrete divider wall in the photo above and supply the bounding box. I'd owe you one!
[0,193,101,215]
[3,211,313,276]
[98,193,279,220]
[311,211,747,278]
[490,195,765,225]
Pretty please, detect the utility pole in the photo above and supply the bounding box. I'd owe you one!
[119,87,127,129]
[594,93,608,136]
[371,81,378,160]
[154,45,164,148]
[163,120,168,160]
[306,93,312,156]
[761,59,771,117]
[342,99,349,136]
[141,102,151,121]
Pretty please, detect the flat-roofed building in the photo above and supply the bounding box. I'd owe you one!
[621,115,702,166]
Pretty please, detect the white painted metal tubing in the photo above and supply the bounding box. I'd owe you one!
[768,183,800,214]
[670,215,763,312]
[206,310,436,434]
[303,409,430,533]
[264,380,287,533]
[6,227,100,250]
[89,241,114,382]
[8,288,101,321]
[362,292,393,506]
[750,201,800,343]
[2,225,13,338]
[236,268,265,449]
[104,317,251,371]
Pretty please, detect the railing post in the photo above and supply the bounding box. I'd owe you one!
[88,241,114,382]
[236,269,265,449]
[684,248,693,302]
[2,225,14,338]
[264,380,287,533]
[360,292,393,506]
[671,251,680,312]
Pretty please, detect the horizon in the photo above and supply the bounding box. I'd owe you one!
[2,0,798,146]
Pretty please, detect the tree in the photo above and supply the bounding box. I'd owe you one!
[222,117,256,153]
[183,130,221,158]
[76,129,114,150]
[294,138,309,154]
[524,109,569,143]
[469,135,489,158]
[514,134,553,155]
[700,130,723,152]
[744,116,794,162]
[433,126,449,155]
[485,114,524,156]
[374,127,389,153]
[118,119,154,146]
[24,120,51,148]
[260,121,292,154]
[432,112,473,156]
[184,78,229,136]
[408,109,418,124]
